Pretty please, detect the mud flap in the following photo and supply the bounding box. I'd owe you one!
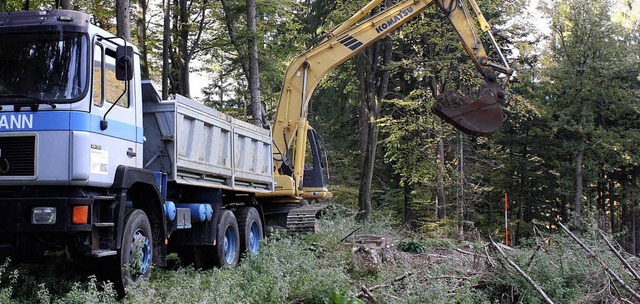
[432,74,505,136]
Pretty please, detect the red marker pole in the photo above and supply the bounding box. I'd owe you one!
[504,192,509,247]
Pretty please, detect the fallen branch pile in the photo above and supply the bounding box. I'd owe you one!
[558,222,640,303]
[354,272,413,302]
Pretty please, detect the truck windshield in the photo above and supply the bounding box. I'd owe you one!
[0,32,88,104]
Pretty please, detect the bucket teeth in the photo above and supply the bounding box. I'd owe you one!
[432,99,504,136]
[432,78,505,136]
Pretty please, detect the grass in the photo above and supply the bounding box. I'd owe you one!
[0,209,637,303]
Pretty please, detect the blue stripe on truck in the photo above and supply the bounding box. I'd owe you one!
[0,111,143,143]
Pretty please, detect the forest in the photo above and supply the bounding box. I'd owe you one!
[1,0,639,250]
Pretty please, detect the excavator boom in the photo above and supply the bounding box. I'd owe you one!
[269,0,513,199]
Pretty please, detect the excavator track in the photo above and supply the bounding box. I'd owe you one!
[286,203,329,233]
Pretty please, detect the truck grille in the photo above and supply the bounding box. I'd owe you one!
[0,136,35,176]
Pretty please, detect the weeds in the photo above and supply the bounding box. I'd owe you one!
[0,211,637,303]
[396,238,426,253]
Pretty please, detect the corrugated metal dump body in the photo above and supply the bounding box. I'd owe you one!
[142,87,273,193]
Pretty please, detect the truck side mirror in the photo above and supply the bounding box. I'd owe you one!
[116,46,134,81]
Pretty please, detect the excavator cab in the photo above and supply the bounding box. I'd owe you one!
[431,71,506,136]
[302,128,331,200]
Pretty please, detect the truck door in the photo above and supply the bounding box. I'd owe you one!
[90,41,138,185]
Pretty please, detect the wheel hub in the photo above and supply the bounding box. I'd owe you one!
[223,226,237,264]
[129,229,151,279]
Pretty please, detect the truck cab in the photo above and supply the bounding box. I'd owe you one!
[0,9,162,289]
[0,10,142,187]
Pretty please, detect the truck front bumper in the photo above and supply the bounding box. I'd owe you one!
[0,197,94,233]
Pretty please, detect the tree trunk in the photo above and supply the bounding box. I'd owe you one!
[428,74,446,220]
[621,195,627,249]
[22,0,28,10]
[60,0,72,9]
[516,200,523,246]
[358,31,391,221]
[573,103,588,231]
[357,54,368,155]
[116,0,132,42]
[168,0,206,97]
[436,131,446,219]
[404,180,412,227]
[358,117,377,221]
[0,0,5,12]
[357,44,379,221]
[609,179,615,233]
[178,0,190,96]
[487,196,494,234]
[220,0,249,79]
[597,171,605,212]
[136,0,149,78]
[161,0,170,99]
[559,197,569,224]
[457,132,464,241]
[633,199,637,256]
[220,0,264,120]
[247,0,262,126]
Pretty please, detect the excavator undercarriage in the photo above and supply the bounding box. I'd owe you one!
[286,203,329,233]
[261,201,329,233]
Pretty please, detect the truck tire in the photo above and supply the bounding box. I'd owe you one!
[214,210,239,267]
[237,207,262,257]
[119,209,153,287]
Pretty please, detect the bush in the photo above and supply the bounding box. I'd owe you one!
[1,211,635,304]
[396,238,426,253]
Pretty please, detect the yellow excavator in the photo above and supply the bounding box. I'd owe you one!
[259,0,513,230]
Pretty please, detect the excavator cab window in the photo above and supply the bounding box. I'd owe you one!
[302,129,329,189]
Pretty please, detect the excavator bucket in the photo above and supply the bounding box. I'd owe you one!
[432,75,505,136]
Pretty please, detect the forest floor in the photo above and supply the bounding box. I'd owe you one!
[0,208,639,303]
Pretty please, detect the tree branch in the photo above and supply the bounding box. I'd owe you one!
[354,273,413,300]
[597,229,640,286]
[490,239,555,304]
[558,222,640,302]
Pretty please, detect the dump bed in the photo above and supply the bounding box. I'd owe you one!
[141,81,274,193]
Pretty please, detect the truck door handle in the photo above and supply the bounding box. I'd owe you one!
[127,149,137,157]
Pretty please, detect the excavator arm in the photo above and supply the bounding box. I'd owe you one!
[269,0,513,199]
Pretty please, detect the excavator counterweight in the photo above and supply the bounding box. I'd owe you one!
[432,73,506,136]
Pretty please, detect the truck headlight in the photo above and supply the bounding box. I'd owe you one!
[32,207,57,224]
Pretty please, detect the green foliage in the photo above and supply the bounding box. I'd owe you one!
[322,291,363,304]
[396,238,426,253]
[121,232,352,304]
[0,259,17,303]
[490,231,636,303]
[0,257,118,304]
[53,276,117,304]
[0,212,639,303]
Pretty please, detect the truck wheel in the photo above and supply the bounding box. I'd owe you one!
[120,209,153,286]
[237,207,262,257]
[214,210,239,267]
